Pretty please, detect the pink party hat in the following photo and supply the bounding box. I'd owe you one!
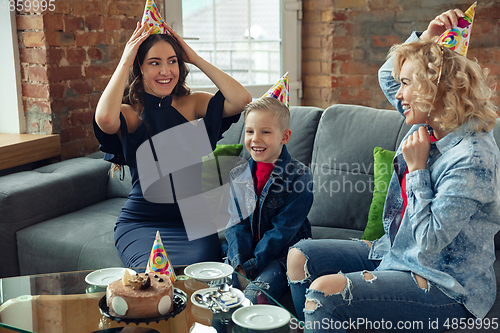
[141,0,167,35]
[262,72,290,108]
[436,2,476,57]
[145,231,176,283]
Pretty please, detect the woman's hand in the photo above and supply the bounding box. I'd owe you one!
[420,8,465,42]
[120,22,151,68]
[162,22,200,65]
[402,126,431,173]
[160,21,251,117]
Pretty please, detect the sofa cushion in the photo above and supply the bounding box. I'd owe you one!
[2,157,110,226]
[107,165,133,199]
[308,104,410,238]
[78,230,123,271]
[35,157,111,209]
[284,106,324,167]
[218,114,245,145]
[16,198,126,275]
[362,147,395,241]
[202,144,244,191]
[87,151,133,199]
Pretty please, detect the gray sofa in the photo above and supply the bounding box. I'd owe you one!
[1,104,499,330]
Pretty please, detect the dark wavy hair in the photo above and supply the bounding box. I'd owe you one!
[122,34,191,115]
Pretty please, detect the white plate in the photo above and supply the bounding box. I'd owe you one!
[85,268,136,288]
[231,304,291,330]
[184,262,234,282]
[190,287,244,309]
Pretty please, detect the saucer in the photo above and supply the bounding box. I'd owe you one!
[231,305,291,330]
[190,287,244,309]
[85,268,136,288]
[184,262,233,282]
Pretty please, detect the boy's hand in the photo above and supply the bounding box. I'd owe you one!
[236,265,246,276]
[236,266,250,289]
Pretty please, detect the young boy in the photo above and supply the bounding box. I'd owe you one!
[223,96,313,305]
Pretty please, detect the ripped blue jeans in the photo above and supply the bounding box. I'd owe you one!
[288,239,472,332]
[232,258,289,306]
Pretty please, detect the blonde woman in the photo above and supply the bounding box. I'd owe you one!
[287,8,499,332]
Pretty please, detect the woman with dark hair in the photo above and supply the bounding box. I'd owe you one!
[123,33,191,108]
[94,21,251,268]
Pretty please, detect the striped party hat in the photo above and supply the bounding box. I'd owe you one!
[141,0,167,35]
[262,72,289,108]
[436,2,476,57]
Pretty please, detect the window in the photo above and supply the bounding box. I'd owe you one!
[164,0,302,105]
[0,10,25,133]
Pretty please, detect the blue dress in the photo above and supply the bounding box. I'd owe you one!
[93,91,239,267]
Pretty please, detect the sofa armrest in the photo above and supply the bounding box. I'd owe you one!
[0,156,112,277]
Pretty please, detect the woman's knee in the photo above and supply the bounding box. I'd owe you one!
[414,273,429,290]
[305,274,348,310]
[287,247,307,281]
[310,274,347,296]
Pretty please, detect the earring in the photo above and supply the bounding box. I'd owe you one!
[427,46,444,127]
[425,109,432,126]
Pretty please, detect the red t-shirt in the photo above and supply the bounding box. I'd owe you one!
[253,162,275,245]
[255,162,275,198]
[398,132,438,233]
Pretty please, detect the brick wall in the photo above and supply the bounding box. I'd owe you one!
[16,1,164,160]
[15,1,500,160]
[302,0,500,110]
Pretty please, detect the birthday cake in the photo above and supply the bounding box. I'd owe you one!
[106,230,177,318]
[106,271,174,318]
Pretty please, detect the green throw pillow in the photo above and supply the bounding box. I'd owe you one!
[361,147,396,241]
[202,144,243,191]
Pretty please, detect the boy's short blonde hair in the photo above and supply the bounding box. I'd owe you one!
[243,97,290,130]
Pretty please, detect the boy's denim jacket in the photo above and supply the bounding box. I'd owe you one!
[224,145,313,279]
[374,31,500,319]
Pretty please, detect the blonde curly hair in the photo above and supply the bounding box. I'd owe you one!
[389,40,498,132]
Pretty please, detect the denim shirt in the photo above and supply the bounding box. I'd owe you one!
[373,32,500,319]
[225,145,313,279]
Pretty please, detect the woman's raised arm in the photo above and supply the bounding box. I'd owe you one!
[95,22,151,134]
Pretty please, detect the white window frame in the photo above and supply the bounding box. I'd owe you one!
[0,10,25,134]
[164,0,302,105]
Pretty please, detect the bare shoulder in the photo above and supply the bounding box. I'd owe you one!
[190,92,214,118]
[120,103,142,133]
[174,92,213,120]
[190,91,214,101]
